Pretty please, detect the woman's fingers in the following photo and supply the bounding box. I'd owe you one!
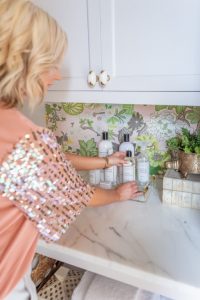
[131,191,143,199]
[116,160,126,166]
[108,151,126,166]
[116,181,142,201]
[114,151,126,158]
[124,181,138,189]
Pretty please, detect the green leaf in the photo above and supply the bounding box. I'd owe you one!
[195,146,200,155]
[87,119,93,127]
[79,139,98,157]
[174,106,186,115]
[108,129,116,140]
[87,139,95,147]
[155,105,168,111]
[107,116,119,125]
[107,109,127,124]
[186,107,200,124]
[155,105,177,112]
[105,104,113,109]
[181,127,190,138]
[166,127,200,154]
[166,137,180,151]
[79,119,85,126]
[183,146,192,154]
[79,141,87,156]
[62,103,84,115]
[122,104,134,115]
[45,104,54,115]
[150,166,161,175]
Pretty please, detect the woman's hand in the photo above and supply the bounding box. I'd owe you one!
[108,151,126,167]
[88,181,143,207]
[116,181,142,201]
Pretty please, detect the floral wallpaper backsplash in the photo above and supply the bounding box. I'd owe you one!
[46,103,200,175]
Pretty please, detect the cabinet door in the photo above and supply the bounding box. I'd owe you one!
[31,0,102,91]
[100,0,200,93]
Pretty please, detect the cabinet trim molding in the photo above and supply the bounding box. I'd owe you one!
[45,91,200,106]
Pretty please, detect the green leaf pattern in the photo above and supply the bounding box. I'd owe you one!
[79,139,98,157]
[46,103,199,175]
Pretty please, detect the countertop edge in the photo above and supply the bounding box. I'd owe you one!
[37,239,200,300]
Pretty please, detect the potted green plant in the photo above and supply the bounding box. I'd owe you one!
[166,136,180,160]
[166,128,200,177]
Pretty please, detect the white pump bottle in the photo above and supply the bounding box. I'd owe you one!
[136,141,150,188]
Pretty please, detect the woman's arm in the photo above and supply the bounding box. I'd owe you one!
[65,152,142,206]
[65,153,107,170]
[88,182,142,207]
[65,152,126,171]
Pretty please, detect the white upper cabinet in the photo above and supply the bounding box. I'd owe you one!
[31,0,200,105]
[100,0,200,92]
[31,0,102,91]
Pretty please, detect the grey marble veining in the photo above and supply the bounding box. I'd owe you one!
[37,185,200,300]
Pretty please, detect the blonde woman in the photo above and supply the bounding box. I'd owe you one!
[0,0,141,299]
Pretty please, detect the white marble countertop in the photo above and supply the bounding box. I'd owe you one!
[37,184,200,300]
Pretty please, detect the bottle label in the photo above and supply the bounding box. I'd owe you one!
[123,163,135,183]
[105,167,114,183]
[118,165,123,183]
[99,150,108,158]
[137,162,149,183]
[89,170,100,185]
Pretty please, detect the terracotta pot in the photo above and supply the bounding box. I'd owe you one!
[165,150,200,178]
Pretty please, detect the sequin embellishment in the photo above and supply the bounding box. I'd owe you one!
[0,128,94,242]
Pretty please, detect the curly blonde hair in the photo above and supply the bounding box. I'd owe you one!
[0,0,67,108]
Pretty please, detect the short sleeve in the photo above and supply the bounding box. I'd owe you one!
[0,128,94,242]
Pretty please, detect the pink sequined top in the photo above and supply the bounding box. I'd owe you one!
[0,106,94,299]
